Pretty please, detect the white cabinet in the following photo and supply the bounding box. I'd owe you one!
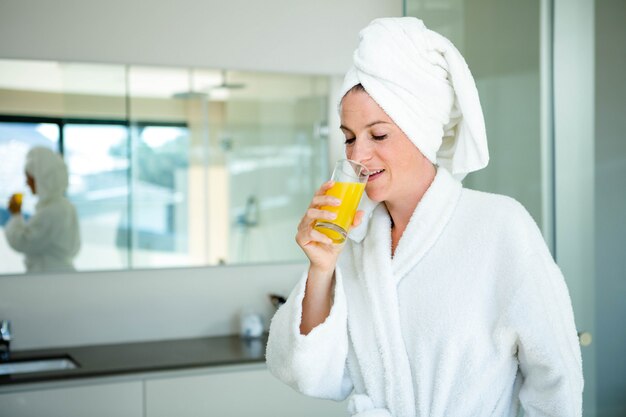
[0,364,347,417]
[0,380,143,417]
[145,365,347,417]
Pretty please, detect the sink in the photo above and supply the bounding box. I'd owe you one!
[0,356,78,376]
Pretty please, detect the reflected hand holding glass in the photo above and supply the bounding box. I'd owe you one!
[7,193,22,214]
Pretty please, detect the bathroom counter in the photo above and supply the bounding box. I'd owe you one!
[0,334,267,386]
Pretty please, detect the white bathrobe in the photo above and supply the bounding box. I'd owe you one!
[266,168,583,417]
[5,197,80,273]
[4,147,80,273]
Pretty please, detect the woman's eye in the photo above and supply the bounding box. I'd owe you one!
[344,137,356,145]
[372,134,387,141]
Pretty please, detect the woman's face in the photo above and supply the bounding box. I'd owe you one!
[26,173,36,194]
[340,90,430,203]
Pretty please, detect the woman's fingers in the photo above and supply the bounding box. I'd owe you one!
[310,195,340,208]
[352,210,365,228]
[308,181,337,206]
[297,206,337,232]
[307,228,334,246]
[307,207,337,221]
[296,179,345,248]
[311,180,334,197]
[296,225,334,246]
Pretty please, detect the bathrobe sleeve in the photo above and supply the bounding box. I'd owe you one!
[508,251,584,417]
[266,268,353,401]
[4,210,54,255]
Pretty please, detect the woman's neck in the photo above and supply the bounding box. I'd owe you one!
[385,164,437,245]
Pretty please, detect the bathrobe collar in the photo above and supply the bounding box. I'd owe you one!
[352,167,463,282]
[390,167,463,281]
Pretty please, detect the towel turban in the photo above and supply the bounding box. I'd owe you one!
[25,146,69,204]
[339,17,489,178]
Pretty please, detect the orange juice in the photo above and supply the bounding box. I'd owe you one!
[314,181,366,243]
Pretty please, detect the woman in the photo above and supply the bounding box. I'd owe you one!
[5,147,80,273]
[266,17,583,417]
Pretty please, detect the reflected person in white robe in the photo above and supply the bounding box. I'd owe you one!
[5,147,80,273]
[266,17,583,417]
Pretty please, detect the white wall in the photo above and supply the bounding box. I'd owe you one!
[1,263,307,350]
[0,0,402,75]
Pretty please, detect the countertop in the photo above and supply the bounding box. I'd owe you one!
[0,334,267,386]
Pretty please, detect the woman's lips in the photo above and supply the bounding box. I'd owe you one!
[367,170,384,182]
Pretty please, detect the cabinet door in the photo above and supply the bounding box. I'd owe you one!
[146,367,347,417]
[0,381,143,417]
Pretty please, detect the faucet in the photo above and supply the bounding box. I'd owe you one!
[0,320,11,361]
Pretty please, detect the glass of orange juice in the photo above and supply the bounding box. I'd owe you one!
[13,193,23,205]
[314,159,370,243]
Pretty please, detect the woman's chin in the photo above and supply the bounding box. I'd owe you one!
[365,190,385,203]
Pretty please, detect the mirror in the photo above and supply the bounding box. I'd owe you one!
[0,59,332,274]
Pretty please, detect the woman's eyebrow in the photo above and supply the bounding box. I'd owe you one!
[365,121,389,128]
[340,121,389,131]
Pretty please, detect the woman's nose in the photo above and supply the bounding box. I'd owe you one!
[347,138,372,164]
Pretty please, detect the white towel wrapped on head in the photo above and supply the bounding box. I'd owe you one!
[341,17,490,243]
[340,17,489,178]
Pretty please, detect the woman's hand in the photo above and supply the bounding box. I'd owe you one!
[295,181,364,274]
[8,194,22,214]
[297,181,365,335]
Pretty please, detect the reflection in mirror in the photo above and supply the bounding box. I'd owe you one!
[0,59,331,274]
[4,146,80,273]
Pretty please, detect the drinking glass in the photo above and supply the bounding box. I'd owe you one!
[314,159,369,243]
[12,193,23,205]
